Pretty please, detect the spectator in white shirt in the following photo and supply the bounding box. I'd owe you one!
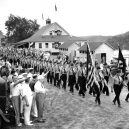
[10,75,25,127]
[34,74,48,122]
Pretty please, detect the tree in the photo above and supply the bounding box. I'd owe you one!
[5,14,40,43]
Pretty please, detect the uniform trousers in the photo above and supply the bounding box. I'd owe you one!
[68,75,76,93]
[11,96,21,125]
[49,72,53,84]
[78,76,86,97]
[113,84,122,106]
[61,74,67,90]
[47,72,50,83]
[23,95,33,125]
[31,92,37,117]
[125,82,129,101]
[54,73,60,88]
[93,82,101,105]
[36,93,45,121]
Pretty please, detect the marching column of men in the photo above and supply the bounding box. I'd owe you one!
[1,47,129,127]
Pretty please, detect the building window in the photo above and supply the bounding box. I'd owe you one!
[45,43,49,48]
[49,31,53,35]
[39,43,42,48]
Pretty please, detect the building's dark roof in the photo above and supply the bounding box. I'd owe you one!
[12,35,86,46]
[78,42,115,52]
[32,22,70,37]
[59,40,75,49]
[10,22,87,47]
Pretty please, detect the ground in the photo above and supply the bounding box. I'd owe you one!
[5,77,129,129]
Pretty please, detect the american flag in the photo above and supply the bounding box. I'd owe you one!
[86,43,95,88]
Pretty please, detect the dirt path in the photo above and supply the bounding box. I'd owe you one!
[6,78,129,129]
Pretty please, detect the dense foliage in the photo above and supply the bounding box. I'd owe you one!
[5,14,40,43]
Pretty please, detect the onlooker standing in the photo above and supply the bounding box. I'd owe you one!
[10,75,25,127]
[22,76,33,126]
[29,74,38,118]
[34,75,48,122]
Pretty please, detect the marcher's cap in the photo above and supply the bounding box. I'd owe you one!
[33,74,38,78]
[97,66,101,69]
[71,63,73,66]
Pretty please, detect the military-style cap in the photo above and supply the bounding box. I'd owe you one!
[28,68,33,70]
[33,74,38,78]
[97,66,101,69]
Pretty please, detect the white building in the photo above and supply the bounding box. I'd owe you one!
[15,19,86,55]
[13,19,118,64]
[78,42,115,64]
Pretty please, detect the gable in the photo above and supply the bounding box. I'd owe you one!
[95,43,114,54]
[42,22,70,36]
[69,43,80,50]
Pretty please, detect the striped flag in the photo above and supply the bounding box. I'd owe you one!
[86,43,95,88]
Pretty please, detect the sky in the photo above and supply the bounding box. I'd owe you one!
[0,0,129,36]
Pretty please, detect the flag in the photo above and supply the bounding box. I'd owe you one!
[55,4,57,11]
[118,45,126,73]
[86,43,95,87]
[42,13,44,20]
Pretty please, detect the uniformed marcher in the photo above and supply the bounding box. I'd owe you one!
[60,64,67,90]
[93,74,101,105]
[77,65,86,97]
[67,63,76,94]
[112,69,123,107]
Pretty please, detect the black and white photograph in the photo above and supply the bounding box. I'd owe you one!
[0,0,129,129]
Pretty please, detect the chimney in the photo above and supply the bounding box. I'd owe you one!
[46,18,51,25]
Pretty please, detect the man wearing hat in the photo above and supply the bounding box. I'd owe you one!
[10,74,26,127]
